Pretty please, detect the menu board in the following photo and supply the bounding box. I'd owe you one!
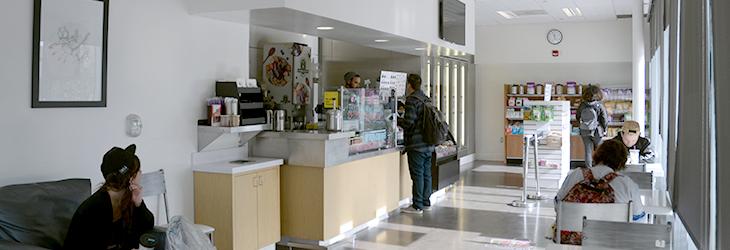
[379,71,407,97]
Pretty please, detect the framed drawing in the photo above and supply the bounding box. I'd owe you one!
[32,0,109,108]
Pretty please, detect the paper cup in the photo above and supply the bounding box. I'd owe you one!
[629,149,640,164]
[220,115,231,127]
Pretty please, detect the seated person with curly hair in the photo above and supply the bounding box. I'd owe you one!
[554,140,646,245]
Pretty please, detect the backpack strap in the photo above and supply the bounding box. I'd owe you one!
[410,93,429,104]
[601,172,619,183]
[579,167,595,182]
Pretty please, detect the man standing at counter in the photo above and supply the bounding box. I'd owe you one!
[398,74,435,214]
[343,71,361,88]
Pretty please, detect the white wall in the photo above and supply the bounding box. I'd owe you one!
[475,20,633,161]
[285,0,476,54]
[0,0,249,220]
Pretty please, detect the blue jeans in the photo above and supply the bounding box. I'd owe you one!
[407,150,433,210]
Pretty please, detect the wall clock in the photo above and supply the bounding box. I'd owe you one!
[547,29,563,45]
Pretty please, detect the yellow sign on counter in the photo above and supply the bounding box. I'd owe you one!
[324,91,339,109]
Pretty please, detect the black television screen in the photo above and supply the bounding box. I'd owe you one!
[439,0,466,46]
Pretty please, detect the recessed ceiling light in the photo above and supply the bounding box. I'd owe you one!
[574,8,583,16]
[562,7,582,17]
[374,39,389,43]
[316,26,334,30]
[562,8,574,17]
[414,47,426,51]
[496,11,518,19]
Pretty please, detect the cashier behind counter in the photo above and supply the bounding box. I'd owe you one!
[610,120,655,163]
[344,71,361,88]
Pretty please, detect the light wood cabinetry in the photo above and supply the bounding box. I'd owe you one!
[195,166,281,250]
[280,152,400,242]
[233,173,258,250]
[570,135,586,161]
[505,134,525,159]
[256,168,280,247]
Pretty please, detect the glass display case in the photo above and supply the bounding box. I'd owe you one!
[340,88,397,154]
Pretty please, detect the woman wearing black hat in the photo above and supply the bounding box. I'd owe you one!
[64,144,154,250]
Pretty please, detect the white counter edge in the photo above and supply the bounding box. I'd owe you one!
[192,157,284,175]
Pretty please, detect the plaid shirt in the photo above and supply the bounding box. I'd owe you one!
[398,90,435,153]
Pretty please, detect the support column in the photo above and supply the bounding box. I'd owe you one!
[632,0,646,133]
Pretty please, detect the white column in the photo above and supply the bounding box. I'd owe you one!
[632,0,646,133]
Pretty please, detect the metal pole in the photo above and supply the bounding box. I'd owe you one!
[529,134,549,200]
[522,135,529,202]
[533,134,541,195]
[509,135,536,208]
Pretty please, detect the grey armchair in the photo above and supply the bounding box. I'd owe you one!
[0,178,91,249]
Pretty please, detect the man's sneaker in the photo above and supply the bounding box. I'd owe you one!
[401,206,423,214]
[423,205,432,211]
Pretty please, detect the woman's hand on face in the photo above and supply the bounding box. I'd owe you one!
[130,183,143,207]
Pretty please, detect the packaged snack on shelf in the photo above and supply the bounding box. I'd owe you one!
[526,82,536,95]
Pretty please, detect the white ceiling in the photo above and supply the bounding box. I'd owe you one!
[476,0,652,26]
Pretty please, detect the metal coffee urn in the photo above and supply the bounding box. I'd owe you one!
[326,100,342,131]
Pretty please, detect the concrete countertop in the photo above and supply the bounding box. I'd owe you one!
[192,157,283,175]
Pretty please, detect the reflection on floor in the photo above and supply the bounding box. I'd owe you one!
[320,161,567,250]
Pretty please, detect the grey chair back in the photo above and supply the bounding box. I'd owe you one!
[624,164,646,172]
[140,169,170,223]
[556,201,632,244]
[582,219,672,249]
[623,171,653,190]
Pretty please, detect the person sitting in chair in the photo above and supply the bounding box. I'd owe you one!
[610,120,655,163]
[555,140,646,245]
[64,144,154,250]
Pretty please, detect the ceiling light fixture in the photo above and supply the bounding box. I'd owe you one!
[496,11,518,19]
[374,39,389,43]
[574,7,583,16]
[562,8,574,17]
[316,26,334,30]
[414,47,426,51]
[562,7,583,17]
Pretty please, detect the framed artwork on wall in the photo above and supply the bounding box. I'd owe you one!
[32,0,109,108]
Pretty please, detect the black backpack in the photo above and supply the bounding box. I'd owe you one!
[413,95,451,145]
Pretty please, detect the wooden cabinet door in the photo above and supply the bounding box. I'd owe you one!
[256,167,281,247]
[505,134,525,159]
[233,173,258,250]
[570,135,586,161]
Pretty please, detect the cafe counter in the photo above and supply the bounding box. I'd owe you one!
[249,130,401,245]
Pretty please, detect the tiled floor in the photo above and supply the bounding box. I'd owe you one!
[322,161,568,250]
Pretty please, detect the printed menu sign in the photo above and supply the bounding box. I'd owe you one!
[379,71,407,97]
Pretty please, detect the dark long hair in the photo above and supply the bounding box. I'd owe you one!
[101,156,141,226]
[592,139,628,171]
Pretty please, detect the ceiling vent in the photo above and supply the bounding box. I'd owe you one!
[512,9,549,17]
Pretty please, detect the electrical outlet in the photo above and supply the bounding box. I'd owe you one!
[500,137,504,143]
